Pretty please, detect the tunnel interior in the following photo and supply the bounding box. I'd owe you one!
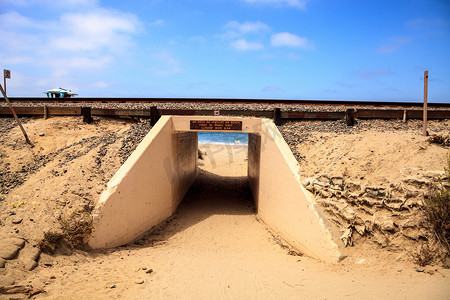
[176,131,255,223]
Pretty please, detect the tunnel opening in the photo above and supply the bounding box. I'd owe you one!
[176,131,255,229]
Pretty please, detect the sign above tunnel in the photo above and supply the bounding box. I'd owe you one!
[190,120,242,131]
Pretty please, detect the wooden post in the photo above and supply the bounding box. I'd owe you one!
[81,107,93,124]
[345,108,355,126]
[273,108,281,126]
[44,106,48,119]
[150,106,159,126]
[0,83,32,145]
[402,109,407,123]
[423,71,428,136]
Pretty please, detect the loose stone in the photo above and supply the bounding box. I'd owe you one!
[0,244,21,260]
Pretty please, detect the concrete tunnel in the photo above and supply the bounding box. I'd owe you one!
[88,116,343,263]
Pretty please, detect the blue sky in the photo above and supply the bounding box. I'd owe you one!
[0,0,449,102]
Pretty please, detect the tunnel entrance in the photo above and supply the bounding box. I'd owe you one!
[182,131,254,222]
[88,116,342,262]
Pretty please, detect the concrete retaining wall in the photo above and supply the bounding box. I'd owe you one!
[249,119,342,262]
[88,116,197,248]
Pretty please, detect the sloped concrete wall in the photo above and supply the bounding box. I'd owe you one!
[252,119,342,262]
[88,116,197,248]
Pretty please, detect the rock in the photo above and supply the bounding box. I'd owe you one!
[316,175,331,186]
[0,244,21,260]
[30,248,41,262]
[361,197,382,207]
[365,186,383,198]
[12,218,23,224]
[302,178,314,188]
[373,232,389,247]
[25,260,38,271]
[398,219,419,229]
[345,182,361,193]
[401,228,424,240]
[354,225,366,236]
[145,269,153,274]
[305,185,315,193]
[341,207,356,222]
[330,176,345,189]
[340,227,353,247]
[135,279,144,284]
[373,216,396,231]
[320,189,333,198]
[0,258,5,268]
[4,237,25,248]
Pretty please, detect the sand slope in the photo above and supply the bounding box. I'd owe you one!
[0,117,449,299]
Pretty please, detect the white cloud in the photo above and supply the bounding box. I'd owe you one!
[231,39,264,51]
[224,21,270,35]
[49,10,140,52]
[221,21,268,51]
[0,5,141,96]
[221,21,270,40]
[243,0,307,9]
[270,32,314,49]
[0,10,140,70]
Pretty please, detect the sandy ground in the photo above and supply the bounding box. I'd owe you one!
[0,117,449,299]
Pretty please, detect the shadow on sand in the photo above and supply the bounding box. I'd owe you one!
[128,168,256,248]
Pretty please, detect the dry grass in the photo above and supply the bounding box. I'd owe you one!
[37,231,65,254]
[427,134,450,147]
[418,152,450,265]
[411,243,436,267]
[38,212,93,254]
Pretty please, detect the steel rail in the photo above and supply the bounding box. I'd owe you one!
[4,97,450,108]
[1,106,449,123]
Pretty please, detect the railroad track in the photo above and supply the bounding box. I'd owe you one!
[5,97,450,108]
[1,98,449,126]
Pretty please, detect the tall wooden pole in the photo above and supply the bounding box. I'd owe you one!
[423,71,428,136]
[0,83,32,145]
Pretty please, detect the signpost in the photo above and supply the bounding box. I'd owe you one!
[190,120,242,131]
[0,71,32,145]
[3,69,10,94]
[423,70,428,136]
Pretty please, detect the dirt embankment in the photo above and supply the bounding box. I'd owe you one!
[0,116,151,287]
[279,119,450,262]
